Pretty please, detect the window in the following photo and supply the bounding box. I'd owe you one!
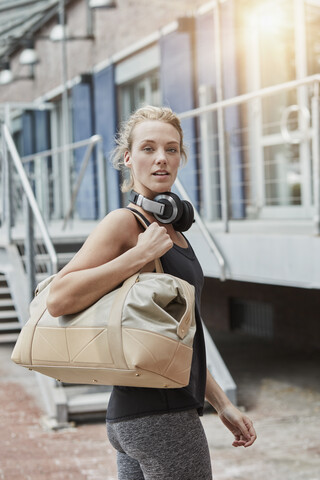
[118,71,160,121]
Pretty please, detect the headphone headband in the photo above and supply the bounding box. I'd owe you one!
[129,191,165,216]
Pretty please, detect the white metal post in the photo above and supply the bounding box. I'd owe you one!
[213,1,229,232]
[199,85,220,220]
[1,123,11,244]
[2,104,13,243]
[96,139,107,218]
[59,0,72,216]
[312,82,320,235]
[24,194,36,301]
[294,0,312,210]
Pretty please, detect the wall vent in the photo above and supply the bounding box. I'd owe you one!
[230,298,274,339]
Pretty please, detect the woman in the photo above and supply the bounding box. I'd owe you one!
[47,106,257,479]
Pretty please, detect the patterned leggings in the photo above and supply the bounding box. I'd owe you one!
[107,409,212,480]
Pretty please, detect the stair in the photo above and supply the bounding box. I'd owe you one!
[0,273,21,343]
[57,384,112,423]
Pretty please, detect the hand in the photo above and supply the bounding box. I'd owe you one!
[136,222,173,260]
[218,404,257,448]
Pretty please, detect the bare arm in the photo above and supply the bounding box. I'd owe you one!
[205,369,257,448]
[46,209,173,317]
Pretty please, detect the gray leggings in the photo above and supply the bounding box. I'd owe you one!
[107,409,212,480]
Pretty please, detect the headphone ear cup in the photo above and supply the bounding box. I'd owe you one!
[172,200,194,232]
[153,192,183,223]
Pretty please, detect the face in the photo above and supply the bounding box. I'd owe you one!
[124,120,181,198]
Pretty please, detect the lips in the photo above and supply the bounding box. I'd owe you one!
[153,171,169,176]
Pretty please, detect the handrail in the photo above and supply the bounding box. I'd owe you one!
[174,178,227,281]
[21,135,101,163]
[1,123,58,275]
[179,74,320,119]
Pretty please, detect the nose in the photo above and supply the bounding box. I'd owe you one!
[155,148,167,164]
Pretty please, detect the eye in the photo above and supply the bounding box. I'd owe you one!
[167,148,178,154]
[143,146,154,152]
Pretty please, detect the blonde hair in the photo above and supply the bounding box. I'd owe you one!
[111,105,188,192]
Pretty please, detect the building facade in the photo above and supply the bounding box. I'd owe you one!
[1,0,320,351]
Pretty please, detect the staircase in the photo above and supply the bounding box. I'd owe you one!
[0,272,21,343]
[1,235,112,427]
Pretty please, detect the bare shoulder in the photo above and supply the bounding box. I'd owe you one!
[57,208,142,276]
[95,208,143,247]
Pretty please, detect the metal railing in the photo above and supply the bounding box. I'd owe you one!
[0,125,104,298]
[1,123,58,300]
[175,178,226,281]
[179,74,320,234]
[20,135,105,229]
[20,134,105,227]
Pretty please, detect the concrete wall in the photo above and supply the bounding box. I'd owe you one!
[186,224,320,289]
[201,277,320,352]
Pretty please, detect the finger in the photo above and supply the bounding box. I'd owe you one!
[232,420,255,448]
[243,419,257,447]
[232,440,247,448]
[244,429,257,447]
[240,417,254,439]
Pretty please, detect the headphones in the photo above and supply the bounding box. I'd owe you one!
[129,190,194,232]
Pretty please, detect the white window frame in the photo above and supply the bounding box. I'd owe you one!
[246,0,315,219]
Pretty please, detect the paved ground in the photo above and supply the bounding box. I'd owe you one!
[1,333,320,480]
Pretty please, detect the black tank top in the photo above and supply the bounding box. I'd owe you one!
[106,209,207,422]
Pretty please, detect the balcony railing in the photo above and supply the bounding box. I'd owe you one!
[178,74,320,234]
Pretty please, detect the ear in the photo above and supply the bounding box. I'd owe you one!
[124,151,132,167]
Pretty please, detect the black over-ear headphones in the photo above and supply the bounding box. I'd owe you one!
[129,190,194,232]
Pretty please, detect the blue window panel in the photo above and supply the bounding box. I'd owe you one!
[22,111,35,156]
[160,30,198,208]
[21,111,51,201]
[34,110,51,152]
[22,112,35,181]
[72,80,97,219]
[93,65,120,212]
[196,4,245,219]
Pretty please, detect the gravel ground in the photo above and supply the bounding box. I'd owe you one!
[0,333,319,480]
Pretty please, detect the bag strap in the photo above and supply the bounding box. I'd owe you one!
[125,207,163,274]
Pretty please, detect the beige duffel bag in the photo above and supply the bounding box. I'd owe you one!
[11,215,196,389]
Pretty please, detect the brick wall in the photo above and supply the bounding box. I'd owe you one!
[0,0,206,103]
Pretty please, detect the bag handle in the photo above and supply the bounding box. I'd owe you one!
[126,208,164,273]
